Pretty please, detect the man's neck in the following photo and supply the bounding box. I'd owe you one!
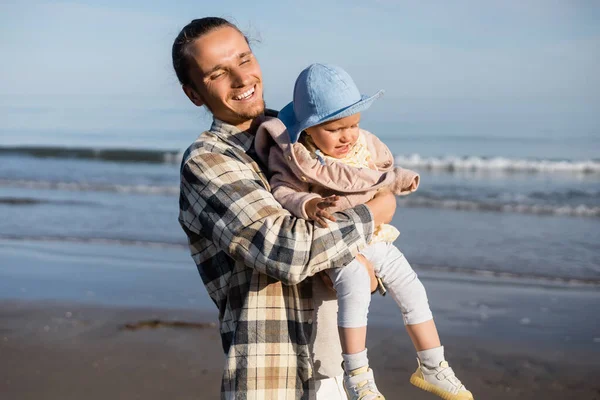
[226,115,264,135]
[220,109,277,135]
[235,119,254,133]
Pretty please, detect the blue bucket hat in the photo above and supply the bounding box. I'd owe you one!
[278,63,384,143]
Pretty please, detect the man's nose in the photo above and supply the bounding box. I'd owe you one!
[231,67,252,88]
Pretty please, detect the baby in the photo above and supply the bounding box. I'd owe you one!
[254,63,473,400]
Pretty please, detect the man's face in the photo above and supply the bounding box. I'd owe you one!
[183,26,265,127]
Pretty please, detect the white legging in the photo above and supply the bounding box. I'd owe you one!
[326,241,433,328]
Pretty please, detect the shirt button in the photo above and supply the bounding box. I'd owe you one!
[307,318,313,324]
[301,176,307,181]
[287,156,292,161]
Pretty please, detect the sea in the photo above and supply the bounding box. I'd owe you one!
[1,127,599,297]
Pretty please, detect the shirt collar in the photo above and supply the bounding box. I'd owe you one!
[209,110,279,153]
[210,118,256,153]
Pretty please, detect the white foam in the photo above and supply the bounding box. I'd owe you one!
[395,154,600,174]
[399,198,600,217]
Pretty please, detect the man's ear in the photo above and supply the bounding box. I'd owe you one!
[182,85,204,107]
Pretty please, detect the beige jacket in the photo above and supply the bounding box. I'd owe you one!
[255,117,419,219]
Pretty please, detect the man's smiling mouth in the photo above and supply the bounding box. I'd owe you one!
[232,86,256,101]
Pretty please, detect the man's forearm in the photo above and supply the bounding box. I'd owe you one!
[365,191,396,226]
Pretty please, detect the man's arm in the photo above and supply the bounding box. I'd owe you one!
[179,151,374,285]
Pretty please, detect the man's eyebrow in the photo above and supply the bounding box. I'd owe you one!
[204,52,253,76]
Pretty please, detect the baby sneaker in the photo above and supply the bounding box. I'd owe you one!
[343,365,385,400]
[409,359,474,400]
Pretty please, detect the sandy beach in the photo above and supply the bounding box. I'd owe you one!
[1,298,599,400]
[0,238,599,399]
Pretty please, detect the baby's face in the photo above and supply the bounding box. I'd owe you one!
[305,113,361,158]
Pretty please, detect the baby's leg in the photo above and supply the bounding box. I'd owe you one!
[326,259,371,355]
[364,242,473,399]
[327,259,385,398]
[363,242,434,331]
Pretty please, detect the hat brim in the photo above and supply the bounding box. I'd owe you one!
[279,90,384,143]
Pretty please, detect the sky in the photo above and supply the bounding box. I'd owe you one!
[1,0,599,145]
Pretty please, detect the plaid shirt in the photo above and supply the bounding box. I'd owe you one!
[179,117,374,399]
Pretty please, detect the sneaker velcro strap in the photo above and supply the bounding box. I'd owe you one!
[348,371,374,386]
[436,367,455,381]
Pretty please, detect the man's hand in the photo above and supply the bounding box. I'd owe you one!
[305,195,339,228]
[356,254,379,293]
[319,253,378,293]
[366,189,396,226]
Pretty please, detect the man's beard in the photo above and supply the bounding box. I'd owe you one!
[204,97,266,123]
[233,98,266,120]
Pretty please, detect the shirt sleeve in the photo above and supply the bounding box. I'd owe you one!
[179,151,374,286]
[268,145,321,219]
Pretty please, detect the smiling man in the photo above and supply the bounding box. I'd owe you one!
[178,23,265,130]
[174,17,396,399]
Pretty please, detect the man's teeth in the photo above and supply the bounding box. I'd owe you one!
[233,87,255,100]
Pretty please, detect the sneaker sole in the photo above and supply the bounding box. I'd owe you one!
[410,373,474,400]
[343,385,386,400]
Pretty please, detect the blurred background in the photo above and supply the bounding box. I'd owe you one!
[1,1,599,399]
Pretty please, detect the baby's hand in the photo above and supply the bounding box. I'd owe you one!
[305,195,339,228]
[408,176,419,192]
[390,167,420,196]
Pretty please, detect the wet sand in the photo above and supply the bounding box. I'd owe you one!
[1,299,599,400]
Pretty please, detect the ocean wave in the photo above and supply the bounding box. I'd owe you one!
[529,189,600,201]
[399,198,600,217]
[0,146,183,165]
[2,179,598,218]
[0,234,188,249]
[0,197,95,206]
[3,145,600,175]
[395,154,600,174]
[416,264,600,287]
[0,179,179,196]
